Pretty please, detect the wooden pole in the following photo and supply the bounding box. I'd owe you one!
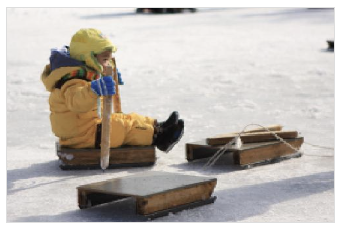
[111,58,122,113]
[100,58,122,170]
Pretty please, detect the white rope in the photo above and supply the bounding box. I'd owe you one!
[202,123,302,169]
[304,154,334,158]
[302,142,334,158]
[202,138,237,169]
[304,142,334,150]
[240,124,302,152]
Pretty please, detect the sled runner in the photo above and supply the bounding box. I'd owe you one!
[186,125,304,168]
[57,143,156,170]
[77,171,217,219]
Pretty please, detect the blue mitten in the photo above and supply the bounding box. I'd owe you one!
[117,68,124,85]
[91,76,116,96]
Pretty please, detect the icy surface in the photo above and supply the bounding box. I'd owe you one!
[6,8,334,222]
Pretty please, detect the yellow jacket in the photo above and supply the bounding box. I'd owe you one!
[41,28,155,148]
[41,64,155,148]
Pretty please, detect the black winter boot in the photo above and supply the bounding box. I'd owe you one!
[154,119,184,152]
[157,111,179,131]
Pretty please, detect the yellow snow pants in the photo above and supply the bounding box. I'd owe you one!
[107,112,155,148]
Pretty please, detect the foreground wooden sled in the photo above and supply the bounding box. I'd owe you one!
[77,171,217,219]
[186,137,304,168]
[56,143,156,170]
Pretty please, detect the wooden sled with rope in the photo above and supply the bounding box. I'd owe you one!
[186,124,304,169]
[56,59,156,170]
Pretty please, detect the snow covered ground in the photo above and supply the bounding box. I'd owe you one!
[6,7,334,222]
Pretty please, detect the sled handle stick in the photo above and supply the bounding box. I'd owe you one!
[111,58,122,113]
[100,59,122,171]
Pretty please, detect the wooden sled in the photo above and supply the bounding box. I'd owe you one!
[186,137,304,168]
[56,143,156,170]
[77,171,217,219]
[187,125,304,168]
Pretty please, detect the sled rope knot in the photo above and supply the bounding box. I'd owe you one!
[202,123,302,169]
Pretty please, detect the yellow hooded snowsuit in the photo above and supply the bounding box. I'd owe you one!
[41,28,155,148]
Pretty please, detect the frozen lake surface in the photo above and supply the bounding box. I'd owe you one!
[6,7,334,222]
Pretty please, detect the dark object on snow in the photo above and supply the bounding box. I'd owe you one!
[136,8,197,14]
[327,40,334,50]
[154,119,184,152]
[157,111,179,130]
[56,142,156,170]
[77,171,217,219]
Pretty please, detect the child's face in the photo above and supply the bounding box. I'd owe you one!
[96,50,113,67]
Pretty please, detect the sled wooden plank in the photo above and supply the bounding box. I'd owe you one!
[57,145,156,169]
[186,140,234,162]
[207,130,298,145]
[136,179,216,215]
[77,171,217,216]
[211,124,283,139]
[241,124,283,133]
[233,137,304,166]
[145,196,217,219]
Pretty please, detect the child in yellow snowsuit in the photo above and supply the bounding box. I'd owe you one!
[41,28,184,152]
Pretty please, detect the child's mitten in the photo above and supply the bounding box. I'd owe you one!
[91,76,116,96]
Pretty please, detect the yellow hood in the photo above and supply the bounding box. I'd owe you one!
[41,64,84,92]
[69,28,117,73]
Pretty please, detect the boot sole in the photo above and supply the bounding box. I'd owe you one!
[161,125,184,153]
